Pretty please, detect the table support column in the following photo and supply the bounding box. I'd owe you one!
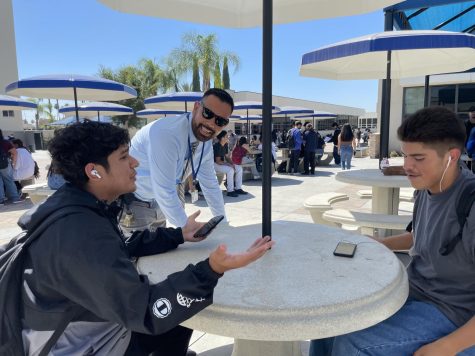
[372,187,401,237]
[232,339,302,356]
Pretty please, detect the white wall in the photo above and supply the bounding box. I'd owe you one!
[0,0,22,132]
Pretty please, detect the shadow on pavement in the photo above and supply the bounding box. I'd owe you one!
[0,199,33,213]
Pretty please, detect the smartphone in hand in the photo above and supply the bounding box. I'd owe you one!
[193,215,224,239]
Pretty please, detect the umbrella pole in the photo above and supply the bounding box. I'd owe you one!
[97,111,100,122]
[379,11,393,161]
[262,0,272,237]
[424,75,430,107]
[73,87,79,122]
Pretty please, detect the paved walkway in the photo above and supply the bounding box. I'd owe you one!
[0,149,411,355]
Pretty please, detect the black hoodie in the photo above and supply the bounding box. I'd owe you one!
[21,183,221,355]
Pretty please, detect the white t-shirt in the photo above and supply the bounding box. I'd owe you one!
[13,148,35,180]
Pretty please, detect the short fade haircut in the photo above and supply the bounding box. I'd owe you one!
[397,106,466,156]
[295,121,302,126]
[202,88,234,112]
[48,121,129,188]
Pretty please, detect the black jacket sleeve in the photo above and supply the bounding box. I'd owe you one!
[29,213,221,335]
[125,227,184,257]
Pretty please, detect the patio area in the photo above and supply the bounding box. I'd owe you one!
[0,147,412,355]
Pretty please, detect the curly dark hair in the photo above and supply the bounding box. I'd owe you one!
[48,121,129,188]
[397,107,465,156]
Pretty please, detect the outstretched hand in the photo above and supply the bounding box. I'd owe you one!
[208,236,274,274]
[182,210,207,242]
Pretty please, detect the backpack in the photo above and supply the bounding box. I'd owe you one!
[0,145,9,169]
[287,129,295,150]
[0,206,85,356]
[408,177,475,256]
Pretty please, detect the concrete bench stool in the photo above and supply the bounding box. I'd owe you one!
[22,183,55,204]
[322,209,412,232]
[354,146,369,158]
[304,192,349,225]
[357,188,415,202]
[318,152,334,166]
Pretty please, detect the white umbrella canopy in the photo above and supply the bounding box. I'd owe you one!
[300,30,475,80]
[144,92,203,112]
[97,0,401,27]
[136,109,186,120]
[0,94,37,111]
[59,102,133,118]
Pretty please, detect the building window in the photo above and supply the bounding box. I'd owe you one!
[430,85,455,111]
[2,110,14,118]
[403,87,424,117]
[457,84,475,113]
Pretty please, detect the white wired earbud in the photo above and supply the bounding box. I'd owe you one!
[91,169,102,179]
[439,155,452,192]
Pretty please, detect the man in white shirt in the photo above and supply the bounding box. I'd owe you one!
[121,88,233,231]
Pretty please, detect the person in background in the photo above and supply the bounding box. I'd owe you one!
[0,129,21,205]
[213,130,246,197]
[355,128,362,148]
[232,136,260,179]
[331,122,341,166]
[227,129,237,152]
[11,139,37,193]
[310,106,475,356]
[302,123,318,175]
[288,121,303,174]
[338,123,356,170]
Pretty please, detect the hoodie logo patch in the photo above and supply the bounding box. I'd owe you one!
[153,298,172,318]
[177,293,205,308]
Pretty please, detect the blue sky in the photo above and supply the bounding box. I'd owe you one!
[12,0,386,114]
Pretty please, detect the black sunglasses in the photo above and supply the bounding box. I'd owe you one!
[200,101,229,127]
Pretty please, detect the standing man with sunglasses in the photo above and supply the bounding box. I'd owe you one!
[122,88,233,231]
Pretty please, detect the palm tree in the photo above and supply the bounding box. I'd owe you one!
[213,62,222,88]
[176,32,240,91]
[222,56,230,89]
[27,98,45,129]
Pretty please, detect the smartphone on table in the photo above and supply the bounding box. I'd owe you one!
[193,215,224,239]
[333,241,357,258]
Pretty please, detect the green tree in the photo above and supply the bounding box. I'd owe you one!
[213,62,222,88]
[27,98,45,129]
[98,58,165,127]
[222,56,230,89]
[176,32,240,91]
[192,57,200,91]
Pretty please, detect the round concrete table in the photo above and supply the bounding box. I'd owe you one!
[137,221,408,356]
[336,169,411,215]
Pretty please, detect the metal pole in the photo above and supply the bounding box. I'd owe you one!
[262,0,272,237]
[97,111,100,122]
[379,11,394,160]
[424,75,430,107]
[73,87,79,122]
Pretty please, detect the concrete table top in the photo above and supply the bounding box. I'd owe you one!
[336,169,411,188]
[137,220,408,355]
[336,169,412,216]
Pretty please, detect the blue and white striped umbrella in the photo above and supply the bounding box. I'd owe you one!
[0,94,37,111]
[144,92,202,112]
[300,30,475,158]
[6,74,137,121]
[294,111,337,120]
[59,102,133,120]
[300,30,475,80]
[272,106,313,119]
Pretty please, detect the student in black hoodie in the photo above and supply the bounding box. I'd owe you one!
[20,121,273,356]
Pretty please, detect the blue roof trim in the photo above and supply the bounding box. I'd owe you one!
[302,33,475,65]
[144,93,203,104]
[234,104,278,110]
